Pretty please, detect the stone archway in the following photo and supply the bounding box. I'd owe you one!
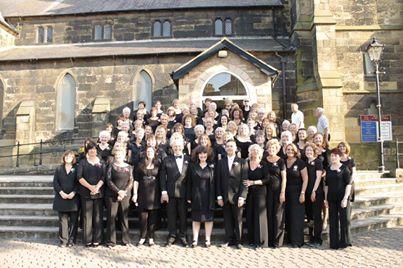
[177,50,273,111]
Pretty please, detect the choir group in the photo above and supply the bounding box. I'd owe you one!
[53,99,354,250]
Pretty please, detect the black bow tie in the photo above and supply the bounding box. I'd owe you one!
[175,155,183,159]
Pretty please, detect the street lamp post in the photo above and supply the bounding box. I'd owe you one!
[366,37,385,173]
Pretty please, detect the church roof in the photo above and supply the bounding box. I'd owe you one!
[0,37,291,62]
[0,0,284,17]
[0,12,17,34]
[171,38,280,80]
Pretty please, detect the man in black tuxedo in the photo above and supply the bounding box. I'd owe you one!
[160,138,190,247]
[216,139,248,249]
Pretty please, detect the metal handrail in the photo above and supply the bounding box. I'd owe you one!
[0,136,98,167]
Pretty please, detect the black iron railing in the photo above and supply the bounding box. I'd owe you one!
[0,137,97,167]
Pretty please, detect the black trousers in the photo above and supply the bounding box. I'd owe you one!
[246,186,268,247]
[140,209,158,239]
[81,198,103,245]
[167,197,187,240]
[328,200,352,249]
[285,189,305,247]
[223,202,244,245]
[106,197,130,245]
[58,211,78,245]
[267,187,285,247]
[305,191,324,244]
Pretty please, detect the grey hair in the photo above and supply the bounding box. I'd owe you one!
[248,144,264,160]
[194,124,205,133]
[316,107,324,114]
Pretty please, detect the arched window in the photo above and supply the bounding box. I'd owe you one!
[203,72,247,97]
[214,18,223,36]
[134,70,153,110]
[0,80,3,128]
[225,18,232,35]
[153,21,162,37]
[56,74,76,131]
[162,20,171,37]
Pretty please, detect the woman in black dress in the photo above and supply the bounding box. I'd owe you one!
[295,128,307,160]
[129,128,146,167]
[147,107,160,132]
[77,140,106,247]
[303,143,324,246]
[96,130,112,163]
[278,130,293,160]
[313,133,330,228]
[213,127,226,163]
[264,139,287,248]
[235,123,253,159]
[105,149,134,247]
[53,150,79,247]
[244,144,269,248]
[132,146,161,246]
[183,114,196,143]
[338,141,356,202]
[324,148,352,249]
[187,146,215,248]
[284,143,308,247]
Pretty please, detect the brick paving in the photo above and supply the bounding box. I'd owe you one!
[0,227,402,268]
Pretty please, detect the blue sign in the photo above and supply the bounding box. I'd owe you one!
[361,120,378,143]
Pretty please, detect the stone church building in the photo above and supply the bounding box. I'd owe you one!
[0,0,401,169]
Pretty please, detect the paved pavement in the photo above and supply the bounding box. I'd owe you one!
[0,227,402,268]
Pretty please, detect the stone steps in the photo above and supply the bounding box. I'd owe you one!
[0,186,54,195]
[0,173,401,240]
[0,194,54,204]
[354,184,403,195]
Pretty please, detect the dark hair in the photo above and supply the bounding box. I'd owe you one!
[226,139,236,145]
[84,140,97,154]
[61,150,77,165]
[182,114,196,127]
[295,128,307,143]
[138,101,146,107]
[191,145,212,163]
[231,107,244,121]
[330,148,343,157]
[138,146,159,173]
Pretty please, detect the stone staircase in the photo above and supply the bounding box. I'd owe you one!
[0,172,401,241]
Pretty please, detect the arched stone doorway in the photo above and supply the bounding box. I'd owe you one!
[171,38,279,111]
[201,71,249,108]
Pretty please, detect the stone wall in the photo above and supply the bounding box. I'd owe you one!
[291,0,403,169]
[0,55,186,143]
[0,24,15,47]
[0,50,294,144]
[6,8,290,45]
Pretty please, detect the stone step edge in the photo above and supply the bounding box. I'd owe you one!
[0,214,401,234]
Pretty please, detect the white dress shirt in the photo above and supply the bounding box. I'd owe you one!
[317,115,329,134]
[227,155,235,172]
[291,110,305,128]
[175,154,184,172]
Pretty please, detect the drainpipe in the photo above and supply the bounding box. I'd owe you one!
[275,52,287,119]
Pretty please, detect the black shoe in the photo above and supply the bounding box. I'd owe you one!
[236,244,243,250]
[106,243,116,248]
[191,241,197,248]
[85,243,92,248]
[92,243,100,248]
[179,237,188,247]
[165,238,175,247]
